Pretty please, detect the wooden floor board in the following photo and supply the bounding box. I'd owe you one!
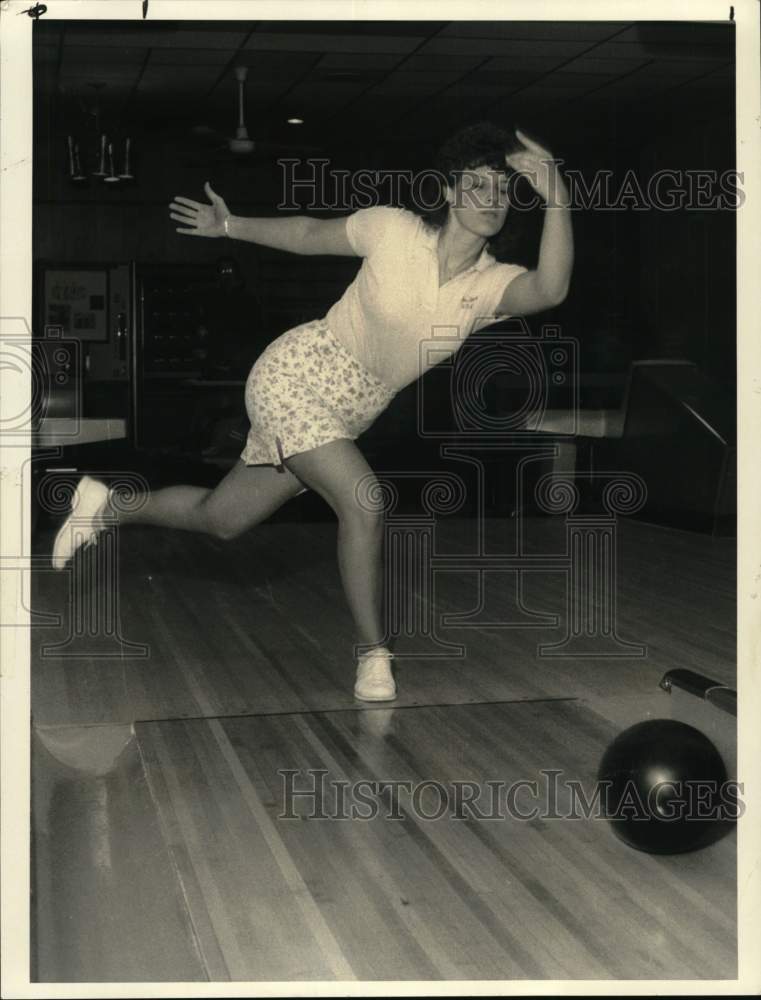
[32,517,736,727]
[31,516,738,982]
[31,727,207,982]
[130,701,736,981]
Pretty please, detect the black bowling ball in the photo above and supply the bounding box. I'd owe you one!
[597,719,729,855]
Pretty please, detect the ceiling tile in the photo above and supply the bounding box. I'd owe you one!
[137,65,222,92]
[285,81,371,104]
[678,75,735,92]
[228,50,317,74]
[371,76,462,97]
[438,22,625,42]
[317,52,405,70]
[253,20,442,37]
[381,69,464,86]
[587,76,674,98]
[638,59,733,77]
[57,82,133,107]
[612,23,733,46]
[350,94,412,119]
[59,69,140,89]
[32,18,735,154]
[540,72,618,90]
[504,84,569,102]
[482,55,578,73]
[560,55,652,74]
[147,48,233,66]
[245,33,424,54]
[65,26,249,49]
[61,44,148,67]
[206,75,307,106]
[200,85,288,109]
[592,40,728,62]
[469,69,546,85]
[156,30,251,50]
[403,53,490,73]
[441,82,515,98]
[419,36,593,59]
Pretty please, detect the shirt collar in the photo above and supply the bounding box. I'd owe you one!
[419,220,496,273]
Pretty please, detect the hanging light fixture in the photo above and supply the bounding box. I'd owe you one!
[118,137,134,180]
[66,134,86,181]
[66,82,135,187]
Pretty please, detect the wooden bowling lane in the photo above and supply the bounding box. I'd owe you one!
[31,517,736,727]
[130,699,735,982]
[31,725,207,982]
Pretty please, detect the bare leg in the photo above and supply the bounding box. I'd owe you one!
[283,439,385,651]
[110,461,306,540]
[103,438,386,649]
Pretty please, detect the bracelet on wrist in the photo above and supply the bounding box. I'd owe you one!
[223,215,232,238]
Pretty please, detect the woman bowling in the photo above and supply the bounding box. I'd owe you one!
[52,122,573,702]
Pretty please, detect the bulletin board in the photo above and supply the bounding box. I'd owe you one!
[41,266,110,343]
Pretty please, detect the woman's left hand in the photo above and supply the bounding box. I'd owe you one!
[506,129,569,207]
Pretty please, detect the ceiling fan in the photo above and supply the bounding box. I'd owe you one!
[185,65,322,161]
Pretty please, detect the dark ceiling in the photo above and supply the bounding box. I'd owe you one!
[34,19,734,153]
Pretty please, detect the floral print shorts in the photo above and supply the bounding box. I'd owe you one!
[241,317,396,469]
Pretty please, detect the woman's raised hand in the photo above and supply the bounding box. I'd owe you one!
[506,129,569,207]
[169,181,230,237]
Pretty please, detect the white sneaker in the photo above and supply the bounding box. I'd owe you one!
[51,476,110,570]
[354,647,396,702]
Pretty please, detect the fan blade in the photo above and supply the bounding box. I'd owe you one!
[190,123,228,148]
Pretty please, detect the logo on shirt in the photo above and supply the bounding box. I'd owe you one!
[460,295,479,309]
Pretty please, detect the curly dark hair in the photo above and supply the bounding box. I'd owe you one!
[411,121,529,261]
[437,121,523,186]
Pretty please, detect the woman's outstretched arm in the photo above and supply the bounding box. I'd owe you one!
[496,130,574,316]
[169,181,357,256]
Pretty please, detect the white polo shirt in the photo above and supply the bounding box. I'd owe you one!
[325,206,527,393]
